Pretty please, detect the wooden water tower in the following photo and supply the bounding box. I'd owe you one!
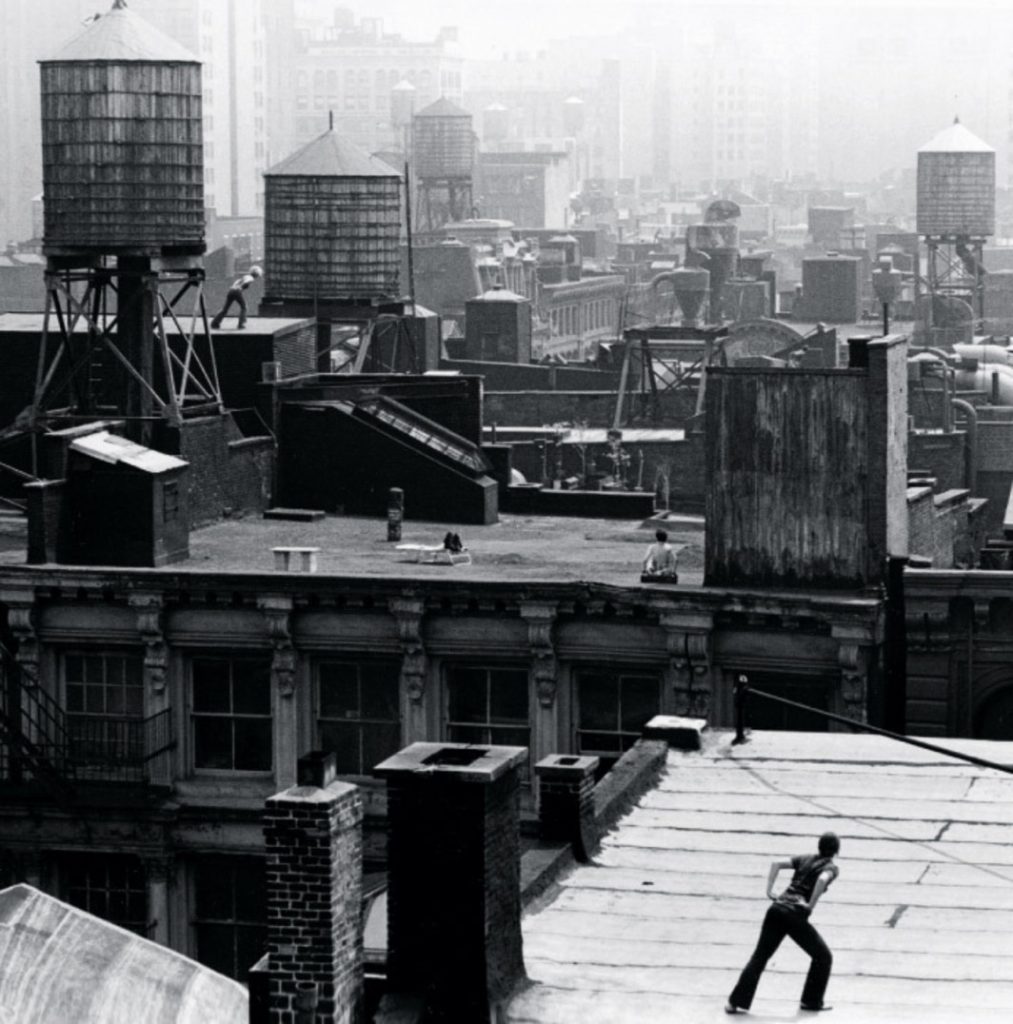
[412,97,475,232]
[33,0,222,448]
[261,126,417,372]
[917,118,995,325]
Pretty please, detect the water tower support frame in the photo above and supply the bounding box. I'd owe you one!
[924,235,986,322]
[31,256,224,439]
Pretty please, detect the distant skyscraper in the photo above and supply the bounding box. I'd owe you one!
[0,0,95,246]
[288,16,464,158]
[140,0,292,218]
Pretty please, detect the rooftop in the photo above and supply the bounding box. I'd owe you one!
[0,511,707,588]
[509,731,1013,1024]
[0,884,246,1024]
[0,313,312,337]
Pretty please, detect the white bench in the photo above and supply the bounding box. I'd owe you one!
[396,543,471,566]
[272,546,321,572]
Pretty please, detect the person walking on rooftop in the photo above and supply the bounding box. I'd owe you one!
[726,832,840,1015]
[211,265,262,330]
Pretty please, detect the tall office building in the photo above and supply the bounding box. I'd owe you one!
[290,13,464,157]
[0,0,95,246]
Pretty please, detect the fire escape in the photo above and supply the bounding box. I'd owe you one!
[0,641,175,802]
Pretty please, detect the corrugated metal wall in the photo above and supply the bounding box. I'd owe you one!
[705,368,869,588]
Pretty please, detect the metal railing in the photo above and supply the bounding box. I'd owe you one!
[0,644,176,790]
[732,675,1013,778]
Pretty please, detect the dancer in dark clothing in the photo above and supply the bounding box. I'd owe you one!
[211,265,262,330]
[726,832,840,1014]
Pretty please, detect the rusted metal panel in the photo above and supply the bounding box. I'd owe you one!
[40,62,204,252]
[916,151,995,237]
[705,369,868,588]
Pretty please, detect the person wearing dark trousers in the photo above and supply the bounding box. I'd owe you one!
[726,832,840,1014]
[211,265,262,329]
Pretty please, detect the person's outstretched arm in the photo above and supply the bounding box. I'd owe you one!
[766,859,793,899]
[804,868,837,913]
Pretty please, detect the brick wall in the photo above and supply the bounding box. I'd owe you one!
[157,414,274,526]
[263,781,363,1024]
[909,431,966,491]
[381,746,526,1021]
[441,359,622,393]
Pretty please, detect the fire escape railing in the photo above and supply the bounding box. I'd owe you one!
[0,643,176,794]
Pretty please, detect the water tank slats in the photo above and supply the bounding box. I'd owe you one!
[264,174,401,301]
[412,100,474,180]
[916,136,995,237]
[40,60,204,252]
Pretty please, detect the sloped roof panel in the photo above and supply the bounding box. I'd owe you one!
[44,2,199,63]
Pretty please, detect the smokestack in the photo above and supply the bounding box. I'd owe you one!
[257,752,364,1024]
[374,742,528,1021]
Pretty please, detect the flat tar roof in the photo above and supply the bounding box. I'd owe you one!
[509,731,1013,1024]
[0,511,705,587]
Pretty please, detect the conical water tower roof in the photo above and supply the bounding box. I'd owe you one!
[44,0,198,63]
[415,97,471,118]
[265,129,401,178]
[919,119,994,154]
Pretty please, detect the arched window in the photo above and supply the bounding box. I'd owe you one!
[975,685,1013,739]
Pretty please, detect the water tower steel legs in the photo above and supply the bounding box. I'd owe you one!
[925,237,986,323]
[31,258,223,441]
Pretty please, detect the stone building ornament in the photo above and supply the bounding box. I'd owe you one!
[128,592,168,694]
[389,596,427,703]
[258,596,296,698]
[658,611,713,719]
[3,594,39,682]
[521,602,558,708]
[837,642,868,714]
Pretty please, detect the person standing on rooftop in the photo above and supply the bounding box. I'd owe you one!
[726,831,840,1015]
[211,265,262,330]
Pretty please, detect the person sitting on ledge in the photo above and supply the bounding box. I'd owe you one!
[642,528,678,579]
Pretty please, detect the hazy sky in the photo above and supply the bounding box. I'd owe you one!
[327,0,1013,57]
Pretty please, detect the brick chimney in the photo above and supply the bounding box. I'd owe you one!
[374,742,527,1022]
[259,751,363,1024]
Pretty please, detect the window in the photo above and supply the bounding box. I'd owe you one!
[192,856,266,980]
[63,853,147,935]
[317,660,400,775]
[191,657,272,771]
[65,652,143,765]
[576,669,660,768]
[735,671,830,732]
[446,665,529,761]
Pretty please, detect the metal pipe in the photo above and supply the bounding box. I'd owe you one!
[295,982,319,1024]
[951,398,978,493]
[732,675,749,745]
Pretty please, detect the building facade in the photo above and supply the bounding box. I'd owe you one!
[0,563,884,978]
[290,17,464,158]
